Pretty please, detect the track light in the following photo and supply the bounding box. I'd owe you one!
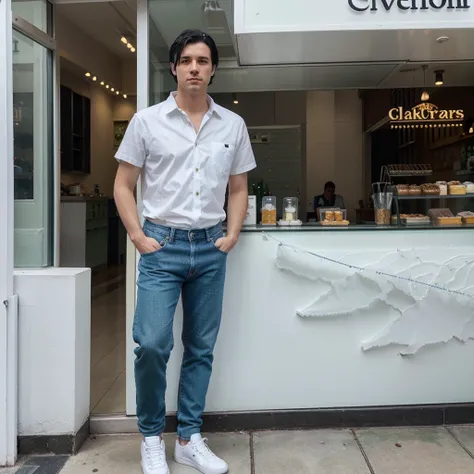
[421,90,430,102]
[435,70,444,86]
[232,93,238,105]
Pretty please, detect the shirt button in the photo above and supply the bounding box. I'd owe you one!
[195,168,199,172]
[196,192,200,196]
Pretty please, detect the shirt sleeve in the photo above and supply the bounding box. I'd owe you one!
[114,114,147,168]
[230,118,257,175]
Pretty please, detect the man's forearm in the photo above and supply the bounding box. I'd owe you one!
[114,184,144,243]
[226,188,248,240]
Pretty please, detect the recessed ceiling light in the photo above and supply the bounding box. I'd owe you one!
[131,47,136,53]
[123,94,127,99]
[106,84,110,89]
[121,36,128,44]
[116,91,119,95]
[92,76,97,81]
[111,88,115,92]
[127,43,132,49]
[100,81,104,86]
[85,72,91,77]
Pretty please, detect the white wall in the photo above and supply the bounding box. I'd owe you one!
[60,69,136,197]
[15,268,91,436]
[306,90,364,221]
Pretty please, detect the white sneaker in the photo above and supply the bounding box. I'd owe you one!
[141,436,170,474]
[174,433,229,474]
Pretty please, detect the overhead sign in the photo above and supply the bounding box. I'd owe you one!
[389,102,465,128]
[349,0,470,12]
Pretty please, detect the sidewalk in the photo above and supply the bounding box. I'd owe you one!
[4,425,474,473]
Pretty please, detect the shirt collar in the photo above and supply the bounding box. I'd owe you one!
[164,91,221,118]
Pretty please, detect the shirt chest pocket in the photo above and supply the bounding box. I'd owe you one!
[210,142,233,177]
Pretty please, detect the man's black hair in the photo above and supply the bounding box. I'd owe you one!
[324,181,336,190]
[169,29,219,85]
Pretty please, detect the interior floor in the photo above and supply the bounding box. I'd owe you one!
[91,264,126,415]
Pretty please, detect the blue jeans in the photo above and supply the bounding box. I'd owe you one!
[134,220,227,440]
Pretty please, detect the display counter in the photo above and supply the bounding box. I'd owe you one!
[126,227,474,418]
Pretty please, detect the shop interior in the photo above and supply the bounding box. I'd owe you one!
[30,0,474,418]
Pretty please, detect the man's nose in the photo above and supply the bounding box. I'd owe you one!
[190,61,199,72]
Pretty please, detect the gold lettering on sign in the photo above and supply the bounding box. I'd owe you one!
[388,102,465,129]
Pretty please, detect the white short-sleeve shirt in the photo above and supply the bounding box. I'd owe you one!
[115,92,257,230]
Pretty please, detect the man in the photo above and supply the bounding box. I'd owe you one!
[314,181,345,218]
[113,29,256,474]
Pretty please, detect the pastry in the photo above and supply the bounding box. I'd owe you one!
[396,184,409,196]
[408,185,421,196]
[325,211,335,222]
[449,181,467,195]
[421,183,440,195]
[436,181,448,196]
[463,181,474,194]
[334,211,343,222]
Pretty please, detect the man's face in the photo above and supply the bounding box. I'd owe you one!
[171,42,215,94]
[325,186,335,198]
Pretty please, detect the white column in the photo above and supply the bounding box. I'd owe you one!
[0,0,18,466]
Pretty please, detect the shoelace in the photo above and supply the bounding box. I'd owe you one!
[146,442,166,468]
[192,437,217,460]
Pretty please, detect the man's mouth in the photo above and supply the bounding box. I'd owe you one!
[187,78,201,82]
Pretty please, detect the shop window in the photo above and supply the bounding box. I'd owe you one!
[12,0,52,35]
[13,30,54,267]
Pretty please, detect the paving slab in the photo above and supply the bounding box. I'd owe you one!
[356,427,474,474]
[59,432,250,474]
[449,425,474,457]
[253,429,370,474]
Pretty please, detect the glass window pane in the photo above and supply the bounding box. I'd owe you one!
[13,30,53,267]
[12,0,52,35]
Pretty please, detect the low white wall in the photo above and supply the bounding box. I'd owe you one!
[125,229,474,414]
[15,268,91,436]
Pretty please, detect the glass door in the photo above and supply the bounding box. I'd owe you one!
[0,0,16,466]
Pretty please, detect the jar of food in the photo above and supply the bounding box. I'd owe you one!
[261,196,277,225]
[282,197,298,222]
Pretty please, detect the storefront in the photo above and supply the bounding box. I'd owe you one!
[123,0,474,421]
[3,0,474,465]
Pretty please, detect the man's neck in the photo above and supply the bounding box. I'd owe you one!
[175,89,209,115]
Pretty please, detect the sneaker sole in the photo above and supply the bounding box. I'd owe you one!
[173,454,228,474]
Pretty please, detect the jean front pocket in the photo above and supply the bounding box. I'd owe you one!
[211,231,228,256]
[141,228,169,256]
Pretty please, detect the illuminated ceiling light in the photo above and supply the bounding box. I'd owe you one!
[131,47,136,53]
[421,65,429,102]
[116,91,119,95]
[123,94,127,99]
[435,70,444,86]
[111,87,115,92]
[232,93,238,104]
[127,43,132,49]
[92,76,97,81]
[100,81,104,86]
[436,36,450,44]
[85,72,91,77]
[105,84,110,89]
[121,36,128,44]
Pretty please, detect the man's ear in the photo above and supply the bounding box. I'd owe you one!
[170,62,177,77]
[211,65,216,77]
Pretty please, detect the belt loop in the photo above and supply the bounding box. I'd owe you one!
[205,227,211,242]
[170,228,176,242]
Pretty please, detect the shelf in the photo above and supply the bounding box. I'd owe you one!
[388,172,433,178]
[397,194,474,200]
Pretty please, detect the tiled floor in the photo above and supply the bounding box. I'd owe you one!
[15,425,474,474]
[90,265,126,415]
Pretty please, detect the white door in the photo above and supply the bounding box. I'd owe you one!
[0,0,18,467]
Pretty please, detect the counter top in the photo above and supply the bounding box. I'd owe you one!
[61,195,110,202]
[239,223,474,232]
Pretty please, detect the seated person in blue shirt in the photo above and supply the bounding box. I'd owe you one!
[314,181,345,219]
